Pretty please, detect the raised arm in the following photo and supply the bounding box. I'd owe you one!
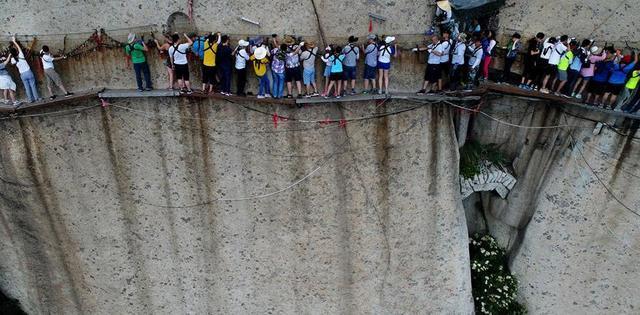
[184,34,193,45]
[11,36,23,56]
[141,40,149,52]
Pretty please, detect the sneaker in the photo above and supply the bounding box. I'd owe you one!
[12,101,22,108]
[50,95,57,100]
[378,90,383,95]
[138,89,144,92]
[562,94,571,98]
[186,89,193,94]
[417,89,426,95]
[362,90,369,94]
[64,92,74,97]
[540,88,550,94]
[575,93,582,99]
[286,94,292,98]
[335,95,341,99]
[145,87,153,91]
[305,94,311,98]
[323,95,329,99]
[265,94,272,98]
[257,95,265,99]
[351,89,356,95]
[553,92,561,96]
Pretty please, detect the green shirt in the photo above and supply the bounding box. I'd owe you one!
[557,50,573,71]
[125,43,146,64]
[626,70,640,89]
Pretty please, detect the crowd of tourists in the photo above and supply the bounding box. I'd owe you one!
[1,27,640,114]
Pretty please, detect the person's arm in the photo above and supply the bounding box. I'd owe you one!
[488,40,496,53]
[184,34,193,45]
[2,56,10,66]
[393,44,399,58]
[141,41,149,52]
[11,36,24,57]
[473,51,483,68]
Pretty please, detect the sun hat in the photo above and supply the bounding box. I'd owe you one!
[590,46,599,54]
[238,39,249,47]
[348,35,359,43]
[385,36,396,44]
[254,46,267,59]
[458,33,467,41]
[284,36,296,46]
[436,0,452,12]
[367,34,376,40]
[127,33,136,44]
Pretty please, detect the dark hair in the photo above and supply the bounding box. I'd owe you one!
[42,45,50,53]
[560,35,568,42]
[536,32,545,39]
[548,37,557,44]
[221,35,229,43]
[171,34,180,43]
[581,39,591,47]
[512,33,521,39]
[207,34,216,44]
[442,30,450,35]
[334,46,342,55]
[279,43,287,51]
[483,30,494,39]
[9,47,18,58]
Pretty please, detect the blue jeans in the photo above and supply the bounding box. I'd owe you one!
[272,72,285,98]
[20,70,38,102]
[133,62,153,90]
[258,75,270,96]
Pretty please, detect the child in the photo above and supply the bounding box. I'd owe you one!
[10,36,39,103]
[325,46,345,99]
[40,45,73,99]
[464,38,484,91]
[168,33,194,94]
[270,44,286,99]
[362,35,378,94]
[125,33,153,92]
[321,45,333,96]
[154,34,175,90]
[0,56,20,106]
[499,32,521,84]
[233,40,250,96]
[377,36,398,95]
[300,41,319,97]
[250,46,271,99]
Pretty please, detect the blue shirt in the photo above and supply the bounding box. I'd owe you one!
[569,53,582,71]
[364,43,378,67]
[191,36,206,60]
[608,62,636,85]
[593,61,613,83]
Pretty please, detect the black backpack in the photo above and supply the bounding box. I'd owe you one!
[578,48,591,68]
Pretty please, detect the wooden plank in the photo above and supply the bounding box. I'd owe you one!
[295,91,481,104]
[0,88,102,114]
[99,89,181,98]
[484,82,640,120]
[187,92,296,105]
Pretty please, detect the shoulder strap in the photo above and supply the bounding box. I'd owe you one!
[364,44,377,56]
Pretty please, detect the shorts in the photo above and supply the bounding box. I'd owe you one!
[377,62,391,70]
[607,83,624,95]
[364,65,377,80]
[303,68,315,85]
[174,64,190,80]
[580,76,592,82]
[285,67,301,82]
[330,72,343,81]
[343,66,356,80]
[588,80,606,95]
[545,63,557,76]
[44,68,63,88]
[441,62,451,76]
[557,69,568,81]
[0,74,16,91]
[424,63,441,82]
[323,66,331,77]
[536,59,549,75]
[202,65,216,84]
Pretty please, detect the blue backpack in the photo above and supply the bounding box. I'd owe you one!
[191,36,207,60]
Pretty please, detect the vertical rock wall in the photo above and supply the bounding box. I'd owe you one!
[0,98,473,314]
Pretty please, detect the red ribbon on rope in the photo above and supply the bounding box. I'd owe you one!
[320,118,331,127]
[100,98,110,108]
[339,119,347,128]
[272,112,279,129]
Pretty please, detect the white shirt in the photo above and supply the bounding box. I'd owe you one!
[427,42,444,64]
[452,42,466,65]
[439,39,452,63]
[234,49,250,69]
[11,51,31,74]
[548,42,567,65]
[468,45,483,68]
[540,40,554,60]
[168,43,191,65]
[377,45,394,63]
[41,54,55,70]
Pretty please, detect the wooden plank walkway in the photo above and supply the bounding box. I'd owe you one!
[0,88,102,114]
[98,89,181,98]
[295,92,481,104]
[483,82,640,120]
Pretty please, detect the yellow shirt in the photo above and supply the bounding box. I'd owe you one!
[203,40,218,67]
[250,56,269,76]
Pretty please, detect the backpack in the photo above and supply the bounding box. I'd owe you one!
[578,48,591,68]
[191,36,206,60]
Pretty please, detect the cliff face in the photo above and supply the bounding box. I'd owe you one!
[0,98,473,314]
[467,98,640,313]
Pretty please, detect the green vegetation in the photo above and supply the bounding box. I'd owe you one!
[459,140,507,179]
[469,233,527,315]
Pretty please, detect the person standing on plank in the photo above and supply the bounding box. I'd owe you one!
[125,33,153,92]
[40,45,74,99]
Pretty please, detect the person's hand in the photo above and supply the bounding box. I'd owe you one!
[63,55,67,59]
[412,48,418,52]
[11,36,16,42]
[299,41,305,47]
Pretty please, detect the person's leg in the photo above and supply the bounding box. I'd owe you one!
[378,69,384,93]
[482,56,491,80]
[555,81,566,94]
[45,73,54,96]
[504,58,514,83]
[384,69,390,93]
[336,79,342,96]
[20,73,33,102]
[167,67,174,89]
[133,63,144,90]
[142,62,152,89]
[8,89,15,102]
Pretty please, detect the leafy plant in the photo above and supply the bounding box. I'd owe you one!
[469,233,526,315]
[459,140,507,179]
